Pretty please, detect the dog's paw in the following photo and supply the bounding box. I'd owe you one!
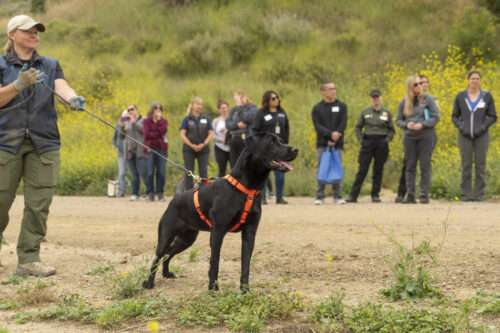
[142,280,155,289]
[240,284,250,294]
[208,281,219,291]
[162,272,176,279]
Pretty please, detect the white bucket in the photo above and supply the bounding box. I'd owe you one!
[107,180,119,197]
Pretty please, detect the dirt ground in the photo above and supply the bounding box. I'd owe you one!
[1,194,499,332]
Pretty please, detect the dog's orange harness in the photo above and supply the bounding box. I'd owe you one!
[193,175,259,232]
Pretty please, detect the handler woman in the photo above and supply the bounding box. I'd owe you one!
[180,97,213,190]
[396,75,439,204]
[0,15,85,277]
[252,90,290,204]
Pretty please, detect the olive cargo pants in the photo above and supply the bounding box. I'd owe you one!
[0,139,59,264]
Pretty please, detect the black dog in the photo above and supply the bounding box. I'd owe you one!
[143,132,298,291]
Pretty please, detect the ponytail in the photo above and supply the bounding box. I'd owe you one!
[3,39,13,53]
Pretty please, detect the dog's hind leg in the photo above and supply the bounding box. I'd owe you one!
[162,229,199,279]
[143,210,179,289]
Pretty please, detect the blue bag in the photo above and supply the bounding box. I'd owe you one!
[317,147,344,184]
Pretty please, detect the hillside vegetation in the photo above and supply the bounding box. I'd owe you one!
[0,0,499,197]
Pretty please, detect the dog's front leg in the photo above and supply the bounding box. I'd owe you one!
[240,223,258,293]
[208,228,226,291]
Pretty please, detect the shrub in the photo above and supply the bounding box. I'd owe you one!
[263,13,313,46]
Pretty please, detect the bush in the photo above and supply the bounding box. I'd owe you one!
[263,13,313,46]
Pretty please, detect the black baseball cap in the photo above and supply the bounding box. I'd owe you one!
[369,89,382,97]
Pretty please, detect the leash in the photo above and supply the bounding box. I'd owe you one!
[39,81,206,184]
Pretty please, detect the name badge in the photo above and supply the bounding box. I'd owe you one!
[380,115,388,121]
[264,114,273,121]
[278,113,286,118]
[364,114,372,119]
[275,126,280,134]
[332,106,340,113]
[200,118,207,124]
[477,101,486,109]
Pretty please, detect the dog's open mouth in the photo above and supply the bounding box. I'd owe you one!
[271,160,294,171]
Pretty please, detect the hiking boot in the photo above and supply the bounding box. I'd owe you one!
[402,195,417,204]
[262,198,268,205]
[16,262,56,277]
[371,196,382,203]
[157,193,166,202]
[276,198,288,205]
[395,195,405,203]
[345,195,357,203]
[148,193,155,202]
[419,196,430,204]
[314,199,324,205]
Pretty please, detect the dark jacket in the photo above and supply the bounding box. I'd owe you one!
[125,116,148,159]
[226,103,259,137]
[452,90,497,139]
[396,95,439,138]
[355,107,395,142]
[143,117,168,154]
[311,99,348,149]
[252,107,290,143]
[0,51,64,154]
[180,114,212,153]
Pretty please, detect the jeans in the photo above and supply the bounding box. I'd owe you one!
[128,154,149,196]
[229,134,246,168]
[117,153,127,196]
[147,150,166,195]
[458,132,489,200]
[264,171,285,200]
[315,147,343,199]
[183,149,209,190]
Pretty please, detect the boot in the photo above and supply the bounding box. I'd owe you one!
[16,262,56,277]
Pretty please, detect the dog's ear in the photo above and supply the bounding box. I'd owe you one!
[245,132,266,152]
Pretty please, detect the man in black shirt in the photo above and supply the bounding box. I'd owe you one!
[311,81,348,205]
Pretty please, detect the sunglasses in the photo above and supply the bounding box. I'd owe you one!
[413,82,423,87]
[127,107,136,112]
[271,96,280,101]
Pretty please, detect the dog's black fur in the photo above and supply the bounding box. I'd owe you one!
[143,132,298,291]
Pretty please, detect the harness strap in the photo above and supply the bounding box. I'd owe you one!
[192,175,260,232]
[194,190,213,228]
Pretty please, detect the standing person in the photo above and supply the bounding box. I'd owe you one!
[252,90,290,204]
[395,75,431,202]
[226,90,258,167]
[212,100,230,177]
[112,110,129,197]
[144,102,168,202]
[346,89,395,203]
[452,70,497,202]
[396,75,440,204]
[180,97,213,190]
[125,105,149,201]
[0,15,85,276]
[311,81,348,205]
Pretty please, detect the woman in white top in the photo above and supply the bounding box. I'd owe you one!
[212,100,231,177]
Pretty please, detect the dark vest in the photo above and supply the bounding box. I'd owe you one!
[0,53,60,154]
[183,115,210,153]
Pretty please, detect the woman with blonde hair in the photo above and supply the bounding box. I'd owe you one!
[180,97,213,189]
[396,75,439,204]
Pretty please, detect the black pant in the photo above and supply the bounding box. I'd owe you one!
[349,137,389,199]
[214,145,230,178]
[397,158,407,197]
[404,133,435,198]
[229,134,246,168]
[183,149,209,190]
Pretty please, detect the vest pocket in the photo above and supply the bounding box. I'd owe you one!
[0,151,16,191]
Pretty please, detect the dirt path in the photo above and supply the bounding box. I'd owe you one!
[1,195,499,332]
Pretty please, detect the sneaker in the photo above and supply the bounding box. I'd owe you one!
[335,198,346,205]
[16,262,56,277]
[157,193,166,202]
[371,196,382,203]
[345,195,357,203]
[148,193,155,202]
[314,199,324,205]
[395,195,405,203]
[276,198,288,205]
[130,195,139,201]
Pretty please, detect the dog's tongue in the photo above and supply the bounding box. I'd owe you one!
[278,161,293,171]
